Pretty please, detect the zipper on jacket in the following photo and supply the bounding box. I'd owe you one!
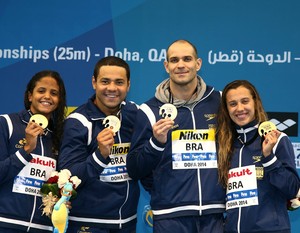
[237,131,245,233]
[28,135,45,231]
[190,109,203,215]
[116,124,128,229]
[197,168,202,215]
[118,180,130,229]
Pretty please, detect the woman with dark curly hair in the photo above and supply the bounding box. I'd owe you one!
[0,70,67,232]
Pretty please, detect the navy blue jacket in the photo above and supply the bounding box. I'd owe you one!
[0,110,55,232]
[58,96,139,229]
[225,121,300,233]
[127,85,226,220]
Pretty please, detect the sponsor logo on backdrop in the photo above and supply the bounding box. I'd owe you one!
[293,143,300,169]
[267,112,298,137]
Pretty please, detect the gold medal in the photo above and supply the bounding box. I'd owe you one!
[102,115,121,133]
[29,114,48,129]
[258,121,276,137]
[159,103,178,120]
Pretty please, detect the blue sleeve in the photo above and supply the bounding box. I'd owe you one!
[58,117,110,186]
[261,134,300,199]
[0,116,33,185]
[126,109,165,181]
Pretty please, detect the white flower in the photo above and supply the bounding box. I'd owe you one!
[49,171,59,178]
[57,169,72,188]
[70,176,81,189]
[60,169,72,178]
[290,198,300,209]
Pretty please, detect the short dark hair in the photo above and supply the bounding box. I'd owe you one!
[166,39,198,61]
[93,56,130,81]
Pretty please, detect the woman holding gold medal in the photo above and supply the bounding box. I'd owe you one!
[0,70,67,232]
[217,80,300,233]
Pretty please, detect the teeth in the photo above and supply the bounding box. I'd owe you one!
[41,101,51,106]
[236,114,246,119]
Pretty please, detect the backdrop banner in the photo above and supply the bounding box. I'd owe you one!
[1,1,300,232]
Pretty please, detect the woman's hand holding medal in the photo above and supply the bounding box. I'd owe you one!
[259,121,281,157]
[24,114,48,154]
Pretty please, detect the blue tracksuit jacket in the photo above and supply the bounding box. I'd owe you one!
[225,121,300,233]
[127,85,226,220]
[0,109,55,232]
[58,95,140,229]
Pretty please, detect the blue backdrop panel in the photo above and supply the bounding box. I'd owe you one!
[1,1,300,232]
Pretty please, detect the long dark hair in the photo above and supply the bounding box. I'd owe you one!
[24,70,67,154]
[216,80,268,187]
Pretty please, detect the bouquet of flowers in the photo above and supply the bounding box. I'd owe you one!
[287,189,300,211]
[40,169,81,217]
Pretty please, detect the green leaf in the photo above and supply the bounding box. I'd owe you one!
[40,183,60,196]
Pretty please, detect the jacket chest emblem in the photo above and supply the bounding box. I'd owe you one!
[15,138,26,148]
[253,155,264,179]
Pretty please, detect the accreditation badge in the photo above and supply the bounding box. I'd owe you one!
[13,154,56,196]
[100,142,131,182]
[226,165,259,210]
[171,129,217,169]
